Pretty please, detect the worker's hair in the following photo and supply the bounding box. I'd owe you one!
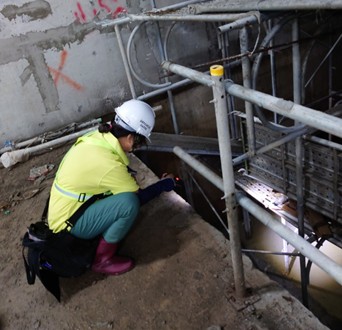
[98,120,147,149]
[98,122,132,138]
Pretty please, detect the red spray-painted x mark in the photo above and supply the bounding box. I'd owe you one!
[48,50,84,91]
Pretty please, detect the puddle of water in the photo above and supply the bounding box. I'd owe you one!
[243,218,342,327]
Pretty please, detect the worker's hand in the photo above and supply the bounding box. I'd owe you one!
[137,173,176,205]
[161,173,175,180]
[160,173,176,190]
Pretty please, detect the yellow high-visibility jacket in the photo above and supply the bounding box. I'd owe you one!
[48,130,139,233]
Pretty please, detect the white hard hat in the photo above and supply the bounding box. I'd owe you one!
[115,100,155,140]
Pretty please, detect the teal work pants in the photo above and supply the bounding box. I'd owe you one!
[70,192,140,243]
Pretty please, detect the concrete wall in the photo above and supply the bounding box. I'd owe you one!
[6,1,338,150]
[0,0,216,146]
[0,0,128,145]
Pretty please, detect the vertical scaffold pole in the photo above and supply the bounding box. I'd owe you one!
[210,65,246,298]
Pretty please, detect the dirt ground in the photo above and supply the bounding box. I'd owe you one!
[0,143,330,330]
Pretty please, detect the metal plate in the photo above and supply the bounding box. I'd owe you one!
[247,124,342,224]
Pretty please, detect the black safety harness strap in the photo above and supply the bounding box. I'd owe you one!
[41,193,105,228]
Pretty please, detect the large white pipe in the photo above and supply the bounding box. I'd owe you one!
[0,119,100,155]
[1,105,161,168]
[0,127,96,168]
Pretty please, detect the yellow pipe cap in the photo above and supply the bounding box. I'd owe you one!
[210,65,224,76]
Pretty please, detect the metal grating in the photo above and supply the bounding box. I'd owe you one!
[247,124,342,225]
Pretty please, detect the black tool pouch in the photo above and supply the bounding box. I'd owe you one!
[22,193,104,301]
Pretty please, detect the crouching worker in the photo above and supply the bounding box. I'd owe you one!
[47,99,175,275]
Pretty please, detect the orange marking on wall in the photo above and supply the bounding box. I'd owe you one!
[49,67,85,91]
[53,50,68,85]
[49,50,84,91]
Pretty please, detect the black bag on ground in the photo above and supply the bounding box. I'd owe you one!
[22,194,103,301]
[41,230,99,277]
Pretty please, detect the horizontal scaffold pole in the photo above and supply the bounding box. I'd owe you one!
[225,81,342,139]
[161,61,342,139]
[173,146,342,286]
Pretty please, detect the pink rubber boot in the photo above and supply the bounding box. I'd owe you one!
[91,237,134,275]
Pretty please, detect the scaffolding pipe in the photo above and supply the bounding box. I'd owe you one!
[251,14,304,133]
[292,20,302,102]
[219,15,258,33]
[233,106,342,165]
[239,27,256,155]
[210,65,246,298]
[267,19,278,123]
[305,33,342,88]
[114,24,137,98]
[328,31,334,109]
[162,61,342,138]
[162,61,214,87]
[225,81,342,139]
[292,18,308,307]
[189,1,342,13]
[189,172,230,236]
[127,13,251,23]
[304,135,342,152]
[150,0,180,134]
[173,146,342,286]
[237,192,342,286]
[148,0,207,12]
[232,127,307,166]
[174,146,222,190]
[97,13,252,29]
[242,249,300,257]
[138,77,192,100]
[138,58,242,101]
[220,27,238,140]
